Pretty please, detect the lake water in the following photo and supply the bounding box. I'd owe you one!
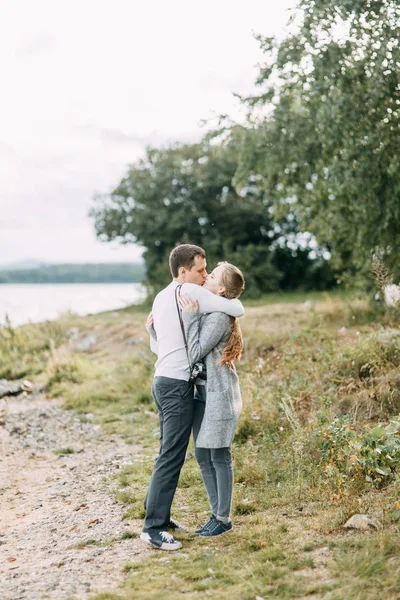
[0,283,147,327]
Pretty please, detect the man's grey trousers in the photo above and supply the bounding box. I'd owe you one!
[143,376,194,533]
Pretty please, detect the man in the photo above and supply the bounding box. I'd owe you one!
[140,244,244,550]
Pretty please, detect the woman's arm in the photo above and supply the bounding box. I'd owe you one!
[182,312,230,365]
[181,283,244,317]
[145,312,158,354]
[146,312,157,341]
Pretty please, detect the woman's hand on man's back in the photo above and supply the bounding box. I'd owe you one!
[178,293,199,313]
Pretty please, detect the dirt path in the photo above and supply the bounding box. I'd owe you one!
[0,393,150,600]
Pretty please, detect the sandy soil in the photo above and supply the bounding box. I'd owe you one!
[0,393,150,600]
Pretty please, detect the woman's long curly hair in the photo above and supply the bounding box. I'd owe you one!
[218,262,245,368]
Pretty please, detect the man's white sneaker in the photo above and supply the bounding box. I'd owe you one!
[140,531,182,551]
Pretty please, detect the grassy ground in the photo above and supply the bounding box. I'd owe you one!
[2,291,400,599]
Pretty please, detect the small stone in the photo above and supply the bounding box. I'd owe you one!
[76,334,97,351]
[384,284,400,307]
[344,514,381,530]
[301,300,315,310]
[68,327,80,340]
[46,583,57,591]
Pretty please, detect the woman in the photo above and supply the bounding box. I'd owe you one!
[178,261,245,537]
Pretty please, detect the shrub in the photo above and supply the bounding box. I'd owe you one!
[314,414,400,489]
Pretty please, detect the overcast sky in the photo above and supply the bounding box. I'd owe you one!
[0,0,296,265]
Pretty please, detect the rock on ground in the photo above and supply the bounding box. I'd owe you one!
[344,514,381,531]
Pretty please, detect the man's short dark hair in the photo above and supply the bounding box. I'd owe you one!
[169,244,206,278]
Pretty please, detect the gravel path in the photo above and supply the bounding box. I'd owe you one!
[0,393,150,600]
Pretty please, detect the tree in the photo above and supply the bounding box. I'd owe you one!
[234,0,400,284]
[91,140,333,295]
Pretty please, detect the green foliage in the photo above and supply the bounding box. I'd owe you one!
[315,415,357,475]
[54,447,75,455]
[235,0,400,286]
[120,531,138,540]
[315,414,400,488]
[91,141,334,296]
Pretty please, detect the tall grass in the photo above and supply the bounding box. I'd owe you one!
[0,317,67,380]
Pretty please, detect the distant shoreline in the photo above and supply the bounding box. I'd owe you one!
[0,281,142,285]
[0,262,145,285]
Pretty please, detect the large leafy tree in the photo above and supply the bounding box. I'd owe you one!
[91,141,332,294]
[234,0,400,282]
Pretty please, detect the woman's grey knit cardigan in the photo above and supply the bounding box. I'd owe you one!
[182,312,242,449]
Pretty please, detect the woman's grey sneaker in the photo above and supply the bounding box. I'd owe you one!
[195,514,217,535]
[140,531,182,550]
[199,518,233,537]
[167,518,188,532]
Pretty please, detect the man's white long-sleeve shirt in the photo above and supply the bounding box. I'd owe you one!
[151,281,244,381]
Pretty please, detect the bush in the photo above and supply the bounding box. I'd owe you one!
[314,414,400,489]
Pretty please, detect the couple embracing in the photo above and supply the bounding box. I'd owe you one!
[140,244,245,551]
